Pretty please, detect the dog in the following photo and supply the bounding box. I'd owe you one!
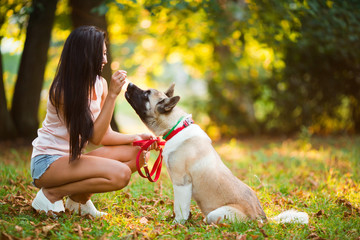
[125,82,308,224]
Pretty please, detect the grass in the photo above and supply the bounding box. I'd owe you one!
[1,136,360,239]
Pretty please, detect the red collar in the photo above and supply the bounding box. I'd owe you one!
[163,117,194,141]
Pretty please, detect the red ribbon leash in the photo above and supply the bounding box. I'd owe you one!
[132,137,166,182]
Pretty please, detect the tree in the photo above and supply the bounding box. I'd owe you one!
[0,0,27,140]
[9,0,58,141]
[0,47,17,140]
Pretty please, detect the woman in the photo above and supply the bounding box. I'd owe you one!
[30,26,156,217]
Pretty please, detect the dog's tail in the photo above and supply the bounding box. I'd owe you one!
[270,209,309,224]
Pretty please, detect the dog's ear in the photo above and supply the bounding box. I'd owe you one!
[164,83,175,97]
[157,96,180,113]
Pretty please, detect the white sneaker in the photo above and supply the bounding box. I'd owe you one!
[32,188,65,213]
[65,198,107,217]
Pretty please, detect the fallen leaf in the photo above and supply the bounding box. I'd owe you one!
[14,196,25,201]
[315,210,324,218]
[336,197,360,216]
[34,229,41,238]
[260,228,268,237]
[184,235,192,240]
[99,233,113,240]
[218,222,230,227]
[1,232,15,240]
[308,232,319,239]
[176,224,187,230]
[236,234,247,240]
[42,223,59,235]
[139,217,148,224]
[15,225,23,232]
[73,223,83,238]
[343,211,352,218]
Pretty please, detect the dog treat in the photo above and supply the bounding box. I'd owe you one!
[123,78,130,91]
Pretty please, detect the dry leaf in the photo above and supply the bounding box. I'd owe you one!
[139,217,148,224]
[343,211,352,218]
[218,222,230,228]
[315,209,324,217]
[260,228,268,237]
[1,232,14,240]
[184,235,192,240]
[236,234,247,240]
[308,232,319,239]
[42,223,59,235]
[73,223,83,238]
[15,225,23,232]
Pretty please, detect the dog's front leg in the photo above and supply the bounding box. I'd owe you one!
[173,184,192,224]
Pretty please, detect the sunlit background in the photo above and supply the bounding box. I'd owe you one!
[2,0,360,140]
[1,1,360,238]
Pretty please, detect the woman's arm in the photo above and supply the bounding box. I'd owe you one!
[90,72,156,146]
[100,128,154,146]
[90,71,126,145]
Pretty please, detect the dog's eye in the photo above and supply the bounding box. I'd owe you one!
[157,98,165,104]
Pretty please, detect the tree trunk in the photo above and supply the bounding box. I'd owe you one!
[208,42,258,135]
[0,45,17,140]
[69,0,119,132]
[10,0,58,141]
[351,96,360,134]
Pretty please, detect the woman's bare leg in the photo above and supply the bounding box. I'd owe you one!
[34,145,144,203]
[86,144,146,172]
[68,144,147,203]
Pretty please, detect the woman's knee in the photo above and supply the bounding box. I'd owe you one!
[109,163,132,190]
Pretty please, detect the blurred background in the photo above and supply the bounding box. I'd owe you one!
[1,0,360,142]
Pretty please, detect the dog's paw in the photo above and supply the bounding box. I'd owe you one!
[173,218,187,225]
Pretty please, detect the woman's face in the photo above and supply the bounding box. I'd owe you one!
[101,41,108,71]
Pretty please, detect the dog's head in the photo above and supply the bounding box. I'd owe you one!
[125,83,181,135]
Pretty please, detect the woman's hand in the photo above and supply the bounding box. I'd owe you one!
[108,70,127,98]
[134,133,153,141]
[134,133,160,151]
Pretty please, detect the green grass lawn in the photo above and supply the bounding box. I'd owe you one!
[1,136,359,239]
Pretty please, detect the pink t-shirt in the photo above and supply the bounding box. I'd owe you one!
[31,76,104,158]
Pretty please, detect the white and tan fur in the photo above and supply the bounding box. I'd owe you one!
[125,83,308,224]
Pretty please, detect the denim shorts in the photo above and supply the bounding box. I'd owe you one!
[30,154,62,185]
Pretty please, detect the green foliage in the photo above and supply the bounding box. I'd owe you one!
[204,0,360,135]
[258,0,360,134]
[1,137,360,239]
[139,0,360,136]
[2,0,360,137]
[0,0,31,39]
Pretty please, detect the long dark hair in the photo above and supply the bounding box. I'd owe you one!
[49,26,106,162]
